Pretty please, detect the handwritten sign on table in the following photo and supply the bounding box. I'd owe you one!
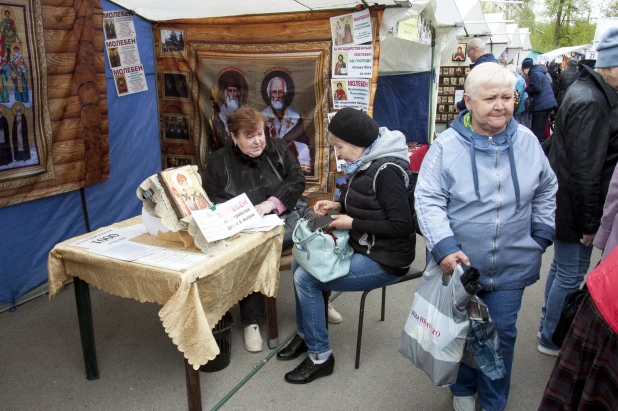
[191,193,261,242]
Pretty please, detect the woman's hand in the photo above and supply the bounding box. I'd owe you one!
[440,251,470,274]
[314,200,341,216]
[580,233,595,247]
[328,214,353,230]
[255,200,274,217]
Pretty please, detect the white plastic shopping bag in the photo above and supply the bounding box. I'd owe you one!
[398,259,470,385]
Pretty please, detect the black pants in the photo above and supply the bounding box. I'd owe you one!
[530,109,552,143]
[240,292,265,325]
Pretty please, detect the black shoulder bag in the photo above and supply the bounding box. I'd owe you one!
[265,156,314,249]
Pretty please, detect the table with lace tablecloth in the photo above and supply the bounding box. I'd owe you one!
[48,216,283,410]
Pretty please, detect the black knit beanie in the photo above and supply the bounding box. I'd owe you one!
[327,107,379,147]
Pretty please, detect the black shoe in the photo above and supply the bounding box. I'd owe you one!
[277,334,308,360]
[284,354,335,384]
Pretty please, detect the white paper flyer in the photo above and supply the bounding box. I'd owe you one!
[191,193,261,242]
[332,45,373,79]
[330,9,373,46]
[331,79,370,111]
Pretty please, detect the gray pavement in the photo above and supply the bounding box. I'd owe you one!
[0,237,599,411]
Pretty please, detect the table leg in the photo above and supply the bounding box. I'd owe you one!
[73,277,99,380]
[265,296,279,349]
[184,358,202,411]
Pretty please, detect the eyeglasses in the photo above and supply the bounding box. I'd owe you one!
[467,46,477,54]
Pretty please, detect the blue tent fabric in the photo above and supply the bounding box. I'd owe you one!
[85,0,160,231]
[373,72,429,144]
[0,1,160,307]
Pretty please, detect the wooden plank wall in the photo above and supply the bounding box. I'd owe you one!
[155,8,383,202]
[0,0,109,207]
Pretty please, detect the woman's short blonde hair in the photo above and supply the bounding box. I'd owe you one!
[465,63,516,97]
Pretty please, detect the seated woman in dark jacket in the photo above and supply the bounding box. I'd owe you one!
[203,107,305,353]
[276,108,416,384]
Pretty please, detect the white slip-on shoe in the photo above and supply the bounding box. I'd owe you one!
[327,302,343,324]
[537,344,560,357]
[243,324,263,352]
[453,395,476,411]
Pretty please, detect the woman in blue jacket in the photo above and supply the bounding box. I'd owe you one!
[415,63,557,411]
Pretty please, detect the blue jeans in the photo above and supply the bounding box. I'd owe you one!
[450,288,525,411]
[292,254,400,360]
[539,239,592,349]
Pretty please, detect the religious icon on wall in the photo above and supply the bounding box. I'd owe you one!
[115,74,128,95]
[443,77,450,85]
[158,165,213,218]
[333,52,348,76]
[163,115,191,141]
[465,67,470,75]
[452,43,466,61]
[448,67,454,75]
[455,67,463,76]
[162,72,189,99]
[192,42,330,192]
[0,1,53,188]
[107,47,121,68]
[103,17,117,40]
[164,155,194,169]
[160,28,186,57]
[331,15,354,46]
[458,77,465,86]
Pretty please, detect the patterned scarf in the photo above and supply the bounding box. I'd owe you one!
[342,135,380,178]
[463,111,476,133]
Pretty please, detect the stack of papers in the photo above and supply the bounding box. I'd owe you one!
[69,227,207,271]
[241,214,285,233]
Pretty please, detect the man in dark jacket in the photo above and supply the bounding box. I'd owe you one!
[455,38,498,111]
[556,58,578,106]
[539,28,618,357]
[522,58,557,143]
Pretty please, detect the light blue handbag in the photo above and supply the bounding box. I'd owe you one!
[291,219,354,282]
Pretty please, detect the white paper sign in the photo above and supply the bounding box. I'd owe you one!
[112,64,148,96]
[135,249,207,272]
[69,228,143,250]
[106,37,141,68]
[103,10,136,39]
[454,89,464,107]
[332,79,370,111]
[191,193,261,242]
[330,9,372,46]
[332,45,373,78]
[103,10,147,97]
[88,241,162,261]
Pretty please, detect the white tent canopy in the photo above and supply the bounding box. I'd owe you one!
[540,44,590,61]
[108,0,404,20]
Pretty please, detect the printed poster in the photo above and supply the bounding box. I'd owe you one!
[112,64,148,96]
[103,10,136,40]
[330,9,372,46]
[191,193,261,242]
[331,79,370,111]
[332,45,373,78]
[103,10,147,97]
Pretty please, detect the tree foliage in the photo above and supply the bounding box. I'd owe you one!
[509,0,602,51]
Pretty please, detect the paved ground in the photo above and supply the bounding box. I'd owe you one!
[0,237,599,411]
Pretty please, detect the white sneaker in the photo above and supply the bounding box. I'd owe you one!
[328,302,343,324]
[537,344,559,357]
[243,324,263,352]
[453,395,476,411]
